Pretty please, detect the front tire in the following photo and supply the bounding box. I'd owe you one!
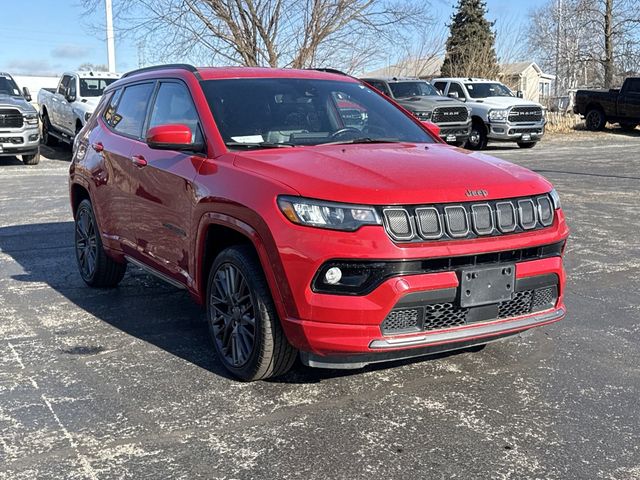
[22,152,40,165]
[465,121,488,150]
[585,109,606,131]
[517,142,537,149]
[74,199,126,287]
[41,113,58,146]
[206,245,297,381]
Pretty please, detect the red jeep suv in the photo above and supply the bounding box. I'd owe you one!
[70,64,568,381]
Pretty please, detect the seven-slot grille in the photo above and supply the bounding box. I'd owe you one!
[0,109,23,128]
[382,195,554,243]
[380,285,558,335]
[509,106,543,123]
[431,106,469,123]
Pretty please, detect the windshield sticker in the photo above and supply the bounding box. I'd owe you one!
[231,135,264,143]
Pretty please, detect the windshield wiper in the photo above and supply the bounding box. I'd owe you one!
[319,137,401,146]
[225,141,295,149]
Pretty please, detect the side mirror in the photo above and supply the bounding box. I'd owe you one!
[516,90,524,98]
[448,91,459,99]
[22,87,32,102]
[421,120,441,138]
[65,87,76,103]
[146,124,203,152]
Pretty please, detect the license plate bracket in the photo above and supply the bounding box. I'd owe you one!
[459,265,515,308]
[521,133,531,141]
[446,135,457,142]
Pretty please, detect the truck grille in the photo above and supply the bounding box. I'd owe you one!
[381,285,557,335]
[382,195,555,243]
[432,106,468,124]
[0,109,23,128]
[509,106,542,123]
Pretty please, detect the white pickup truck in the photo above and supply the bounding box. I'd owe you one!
[431,77,546,150]
[38,71,120,145]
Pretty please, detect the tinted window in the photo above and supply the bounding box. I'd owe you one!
[433,82,447,94]
[388,81,440,98]
[626,79,640,94]
[201,78,435,148]
[448,83,465,99]
[465,82,513,98]
[58,75,72,95]
[79,78,118,97]
[148,82,201,142]
[111,83,154,138]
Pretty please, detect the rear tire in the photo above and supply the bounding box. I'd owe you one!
[22,152,40,165]
[517,142,537,149]
[465,121,488,150]
[206,245,297,381]
[585,108,606,131]
[74,199,126,287]
[41,113,58,146]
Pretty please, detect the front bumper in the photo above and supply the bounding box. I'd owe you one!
[275,210,568,366]
[0,127,39,157]
[487,121,545,142]
[437,121,472,144]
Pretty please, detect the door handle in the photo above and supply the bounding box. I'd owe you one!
[91,142,104,152]
[131,154,148,167]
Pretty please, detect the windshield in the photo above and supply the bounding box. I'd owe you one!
[200,78,435,148]
[0,75,21,97]
[79,78,118,97]
[465,83,514,99]
[389,81,440,98]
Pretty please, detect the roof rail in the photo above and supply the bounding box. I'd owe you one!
[121,63,198,79]
[308,68,349,76]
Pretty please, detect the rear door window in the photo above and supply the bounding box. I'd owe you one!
[58,75,72,95]
[111,83,155,138]
[147,81,202,143]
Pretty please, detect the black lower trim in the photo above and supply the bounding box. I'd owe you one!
[0,147,39,156]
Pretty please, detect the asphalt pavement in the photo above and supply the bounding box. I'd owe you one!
[0,133,639,479]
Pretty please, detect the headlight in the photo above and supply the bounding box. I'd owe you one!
[414,110,432,120]
[278,196,381,231]
[23,113,38,126]
[488,109,508,122]
[84,112,92,122]
[549,188,561,209]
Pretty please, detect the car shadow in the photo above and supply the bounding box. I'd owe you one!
[0,156,25,166]
[0,221,473,384]
[40,143,72,161]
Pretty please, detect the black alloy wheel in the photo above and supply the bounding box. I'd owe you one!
[585,109,606,131]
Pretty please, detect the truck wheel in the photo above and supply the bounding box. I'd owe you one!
[74,199,126,287]
[206,245,297,381]
[465,121,488,150]
[41,113,58,146]
[585,109,606,131]
[22,152,40,165]
[620,122,637,132]
[517,142,537,149]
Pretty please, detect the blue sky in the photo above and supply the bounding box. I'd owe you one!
[0,0,544,76]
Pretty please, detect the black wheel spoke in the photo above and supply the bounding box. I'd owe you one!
[209,262,257,368]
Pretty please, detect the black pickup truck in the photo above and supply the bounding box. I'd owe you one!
[574,77,640,131]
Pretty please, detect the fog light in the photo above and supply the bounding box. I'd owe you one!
[324,267,342,285]
[29,134,39,141]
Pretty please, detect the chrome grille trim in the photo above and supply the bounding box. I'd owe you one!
[381,194,555,243]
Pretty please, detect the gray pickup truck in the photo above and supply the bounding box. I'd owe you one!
[574,77,640,131]
[0,72,40,165]
[360,77,471,146]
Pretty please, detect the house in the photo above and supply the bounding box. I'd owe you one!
[359,57,443,80]
[499,62,555,103]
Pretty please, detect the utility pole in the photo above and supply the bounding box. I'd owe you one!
[105,0,116,72]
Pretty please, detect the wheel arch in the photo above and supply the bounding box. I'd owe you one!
[585,102,604,113]
[70,182,91,218]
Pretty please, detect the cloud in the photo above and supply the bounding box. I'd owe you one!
[51,44,91,59]
[5,59,58,76]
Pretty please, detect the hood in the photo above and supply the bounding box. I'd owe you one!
[0,94,37,114]
[396,95,463,111]
[233,143,552,205]
[468,97,541,109]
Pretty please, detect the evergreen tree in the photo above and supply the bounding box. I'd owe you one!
[440,0,500,79]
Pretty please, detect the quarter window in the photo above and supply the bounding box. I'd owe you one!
[103,88,122,127]
[111,83,155,138]
[147,82,202,143]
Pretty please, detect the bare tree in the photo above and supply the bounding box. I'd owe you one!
[82,0,431,72]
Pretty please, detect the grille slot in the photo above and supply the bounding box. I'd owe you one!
[471,204,493,235]
[383,208,413,240]
[432,106,469,123]
[518,199,537,229]
[537,196,554,226]
[0,137,24,144]
[0,109,23,128]
[415,207,442,239]
[444,206,469,237]
[381,285,558,335]
[509,106,543,123]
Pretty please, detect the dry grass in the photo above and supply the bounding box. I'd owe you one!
[544,112,586,134]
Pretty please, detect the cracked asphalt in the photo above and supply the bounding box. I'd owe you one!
[1,132,639,479]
